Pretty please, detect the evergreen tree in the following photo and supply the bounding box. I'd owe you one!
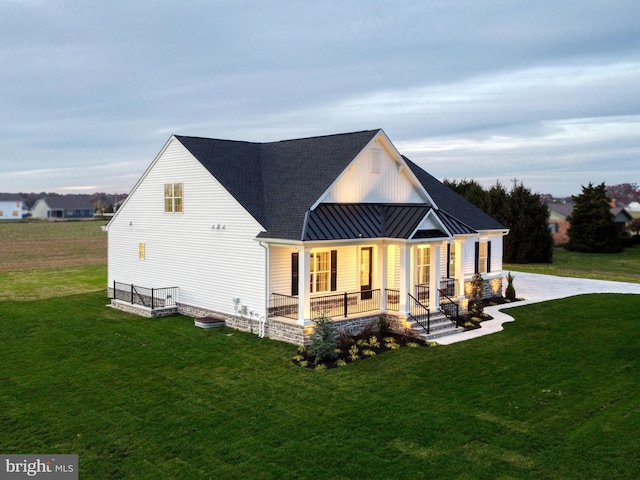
[503,181,553,263]
[446,178,553,264]
[444,179,488,211]
[567,183,622,253]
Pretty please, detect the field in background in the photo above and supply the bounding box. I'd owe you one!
[0,220,107,301]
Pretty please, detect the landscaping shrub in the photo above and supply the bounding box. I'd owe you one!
[307,316,339,365]
[505,272,517,301]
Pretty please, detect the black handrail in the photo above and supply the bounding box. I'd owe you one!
[437,288,459,327]
[407,292,431,334]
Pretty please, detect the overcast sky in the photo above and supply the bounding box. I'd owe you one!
[1,0,639,197]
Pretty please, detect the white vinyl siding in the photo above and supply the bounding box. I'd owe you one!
[268,245,359,297]
[107,138,266,318]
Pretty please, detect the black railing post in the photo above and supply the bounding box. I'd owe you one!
[130,284,134,304]
[151,288,155,309]
[343,292,348,317]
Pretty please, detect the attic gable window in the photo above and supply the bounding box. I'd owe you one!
[371,148,381,173]
[164,183,183,213]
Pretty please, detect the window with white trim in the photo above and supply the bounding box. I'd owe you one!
[416,246,430,285]
[478,241,488,273]
[447,243,456,278]
[310,251,330,293]
[164,183,183,213]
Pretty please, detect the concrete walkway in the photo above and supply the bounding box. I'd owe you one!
[436,272,640,345]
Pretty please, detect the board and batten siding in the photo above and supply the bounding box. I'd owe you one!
[322,143,428,204]
[107,137,267,318]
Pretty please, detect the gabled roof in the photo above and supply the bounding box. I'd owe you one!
[38,196,94,210]
[176,130,380,240]
[403,157,507,231]
[0,194,22,202]
[173,130,506,241]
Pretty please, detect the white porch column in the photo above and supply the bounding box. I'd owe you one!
[398,244,412,315]
[428,244,441,311]
[377,243,388,310]
[297,247,312,325]
[454,239,465,299]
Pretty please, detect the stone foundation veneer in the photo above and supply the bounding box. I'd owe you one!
[463,276,503,303]
[108,279,503,346]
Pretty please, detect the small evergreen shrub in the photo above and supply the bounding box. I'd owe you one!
[308,317,339,365]
[505,272,517,301]
[378,315,392,337]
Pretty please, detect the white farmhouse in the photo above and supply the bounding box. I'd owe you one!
[105,129,508,345]
[0,194,23,220]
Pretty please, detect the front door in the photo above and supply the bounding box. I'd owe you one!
[360,247,373,300]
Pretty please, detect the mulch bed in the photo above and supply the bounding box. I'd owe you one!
[456,296,523,330]
[293,296,524,369]
[292,330,430,369]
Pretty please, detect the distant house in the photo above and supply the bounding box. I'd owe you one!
[545,201,573,244]
[545,200,632,244]
[105,129,508,345]
[0,194,23,220]
[32,196,95,219]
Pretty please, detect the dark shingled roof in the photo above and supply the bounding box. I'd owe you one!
[403,156,507,231]
[40,196,94,210]
[0,194,22,202]
[176,130,379,240]
[174,130,506,241]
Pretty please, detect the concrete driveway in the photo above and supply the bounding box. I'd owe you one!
[436,272,640,345]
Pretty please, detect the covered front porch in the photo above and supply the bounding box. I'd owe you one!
[266,240,465,328]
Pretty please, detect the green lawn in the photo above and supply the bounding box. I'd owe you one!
[1,222,639,478]
[1,291,639,479]
[505,245,640,283]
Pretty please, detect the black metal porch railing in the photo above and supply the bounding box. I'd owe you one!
[269,293,299,320]
[415,283,430,305]
[386,288,399,311]
[440,277,456,297]
[408,292,431,334]
[112,281,177,309]
[310,289,380,319]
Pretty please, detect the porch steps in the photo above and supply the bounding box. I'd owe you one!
[407,312,463,342]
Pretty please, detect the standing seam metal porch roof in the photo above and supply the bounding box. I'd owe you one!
[302,203,462,241]
[174,130,506,241]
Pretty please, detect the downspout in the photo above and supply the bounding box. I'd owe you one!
[258,241,269,338]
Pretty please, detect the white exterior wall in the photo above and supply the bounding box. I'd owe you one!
[459,234,504,281]
[107,138,267,318]
[0,200,22,219]
[322,142,428,204]
[31,200,49,218]
[269,244,360,296]
[489,234,504,274]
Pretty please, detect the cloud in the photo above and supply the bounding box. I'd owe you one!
[0,0,639,195]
